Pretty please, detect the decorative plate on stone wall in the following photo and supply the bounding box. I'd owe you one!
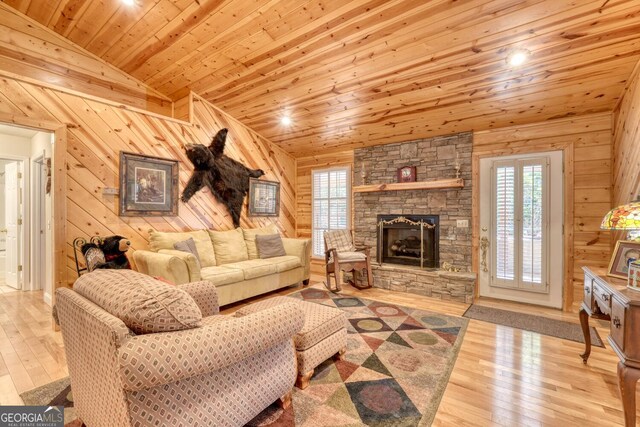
[397,166,416,183]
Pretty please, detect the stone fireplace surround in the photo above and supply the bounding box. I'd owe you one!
[354,132,476,303]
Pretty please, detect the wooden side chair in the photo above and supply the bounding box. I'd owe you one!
[323,229,373,292]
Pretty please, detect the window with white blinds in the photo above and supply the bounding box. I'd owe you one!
[491,158,548,292]
[312,167,351,257]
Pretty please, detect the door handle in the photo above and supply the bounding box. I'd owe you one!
[0,229,6,233]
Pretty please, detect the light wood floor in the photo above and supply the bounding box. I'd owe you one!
[1,276,637,426]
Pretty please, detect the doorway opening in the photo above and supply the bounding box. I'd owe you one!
[478,150,564,308]
[0,124,55,305]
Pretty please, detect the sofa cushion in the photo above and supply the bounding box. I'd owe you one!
[200,266,245,286]
[149,230,216,267]
[221,259,277,280]
[209,228,249,265]
[173,237,202,268]
[73,269,202,334]
[263,255,301,273]
[256,234,286,259]
[242,224,279,259]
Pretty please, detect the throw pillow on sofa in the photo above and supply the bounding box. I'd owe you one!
[242,224,279,259]
[209,228,249,264]
[173,237,202,268]
[149,229,216,267]
[256,234,286,259]
[73,269,202,334]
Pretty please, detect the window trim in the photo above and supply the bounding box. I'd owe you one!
[310,165,352,259]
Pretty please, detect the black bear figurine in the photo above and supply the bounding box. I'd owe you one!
[80,235,131,271]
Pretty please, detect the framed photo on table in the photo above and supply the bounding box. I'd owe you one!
[248,178,280,217]
[119,152,179,217]
[607,240,640,279]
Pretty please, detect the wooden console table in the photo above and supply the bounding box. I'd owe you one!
[580,266,640,426]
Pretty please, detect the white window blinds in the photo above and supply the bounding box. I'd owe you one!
[312,168,350,257]
[491,158,548,291]
[495,165,516,281]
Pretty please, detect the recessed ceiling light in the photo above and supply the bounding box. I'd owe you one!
[281,116,292,126]
[506,49,530,67]
[122,0,135,6]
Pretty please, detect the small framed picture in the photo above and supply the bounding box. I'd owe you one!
[607,240,640,279]
[248,178,280,217]
[397,166,416,183]
[119,152,179,216]
[628,260,640,291]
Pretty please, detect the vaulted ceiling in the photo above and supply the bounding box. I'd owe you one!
[5,0,640,156]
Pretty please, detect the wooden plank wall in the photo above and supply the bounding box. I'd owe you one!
[296,114,613,307]
[612,62,640,208]
[0,79,297,284]
[474,113,613,309]
[296,150,354,275]
[0,3,172,116]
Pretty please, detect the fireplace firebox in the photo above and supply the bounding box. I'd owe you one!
[377,214,439,268]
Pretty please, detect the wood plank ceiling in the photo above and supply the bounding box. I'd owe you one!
[4,0,640,157]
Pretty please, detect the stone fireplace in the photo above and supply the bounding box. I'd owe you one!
[377,214,439,268]
[354,132,476,303]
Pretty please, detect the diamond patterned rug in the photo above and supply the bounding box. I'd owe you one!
[246,288,468,426]
[21,288,468,427]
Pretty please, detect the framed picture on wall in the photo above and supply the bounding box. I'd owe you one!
[248,178,280,217]
[607,240,640,279]
[119,152,179,216]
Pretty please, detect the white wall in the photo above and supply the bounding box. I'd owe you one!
[0,135,32,157]
[0,134,31,283]
[30,131,53,303]
[0,129,54,303]
[0,159,10,281]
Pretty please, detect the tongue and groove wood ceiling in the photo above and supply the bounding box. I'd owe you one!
[4,0,640,156]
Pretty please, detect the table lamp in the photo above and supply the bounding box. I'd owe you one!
[602,201,640,290]
[601,201,640,239]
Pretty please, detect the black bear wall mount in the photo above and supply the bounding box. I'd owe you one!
[181,128,265,227]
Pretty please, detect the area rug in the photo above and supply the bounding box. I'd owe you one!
[21,288,468,426]
[463,304,604,347]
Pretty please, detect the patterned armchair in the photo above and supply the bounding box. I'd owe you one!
[55,270,304,427]
[324,229,373,291]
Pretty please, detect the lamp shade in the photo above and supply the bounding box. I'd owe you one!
[601,202,640,230]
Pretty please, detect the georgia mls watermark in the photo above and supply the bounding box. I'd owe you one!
[0,406,63,427]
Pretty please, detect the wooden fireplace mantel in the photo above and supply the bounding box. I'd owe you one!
[353,178,464,193]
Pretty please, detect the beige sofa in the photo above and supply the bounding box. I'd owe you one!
[56,270,304,427]
[133,224,311,306]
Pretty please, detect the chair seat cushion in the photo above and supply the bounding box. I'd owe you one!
[235,296,346,351]
[221,260,277,280]
[337,251,367,262]
[200,266,245,286]
[73,269,202,334]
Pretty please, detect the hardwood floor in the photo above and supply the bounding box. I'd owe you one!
[0,286,67,405]
[1,275,637,426]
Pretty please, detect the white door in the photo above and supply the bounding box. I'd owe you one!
[479,151,563,308]
[5,162,21,289]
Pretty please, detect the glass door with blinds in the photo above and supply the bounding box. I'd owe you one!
[311,167,351,257]
[479,151,563,308]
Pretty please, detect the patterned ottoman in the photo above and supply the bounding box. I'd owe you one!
[235,296,347,389]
